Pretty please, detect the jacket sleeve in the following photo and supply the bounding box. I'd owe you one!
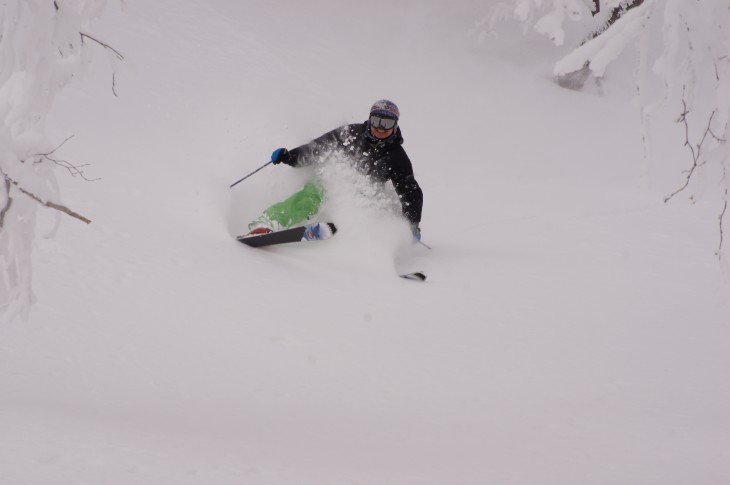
[390,149,423,225]
[283,126,349,167]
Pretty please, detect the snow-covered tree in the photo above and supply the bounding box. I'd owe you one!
[0,0,120,321]
[483,0,730,256]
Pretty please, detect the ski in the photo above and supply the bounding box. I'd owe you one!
[239,223,425,280]
[237,222,337,248]
[400,271,427,281]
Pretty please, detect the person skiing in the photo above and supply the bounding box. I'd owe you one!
[245,99,424,241]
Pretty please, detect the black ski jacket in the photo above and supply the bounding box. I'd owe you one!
[283,122,423,224]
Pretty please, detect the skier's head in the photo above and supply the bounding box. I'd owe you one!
[367,99,399,141]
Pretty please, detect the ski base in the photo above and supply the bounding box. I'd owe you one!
[237,222,337,248]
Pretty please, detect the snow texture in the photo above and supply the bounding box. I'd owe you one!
[1,0,729,484]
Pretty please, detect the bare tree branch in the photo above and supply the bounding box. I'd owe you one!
[0,171,91,225]
[37,154,101,182]
[41,134,75,157]
[80,32,124,61]
[30,135,101,182]
[17,185,92,225]
[664,96,725,203]
[718,190,727,260]
[664,90,728,260]
[79,32,123,96]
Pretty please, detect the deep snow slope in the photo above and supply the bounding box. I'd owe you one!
[1,1,729,484]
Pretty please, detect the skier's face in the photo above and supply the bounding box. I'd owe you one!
[370,124,394,140]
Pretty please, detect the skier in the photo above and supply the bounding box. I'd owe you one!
[245,99,424,241]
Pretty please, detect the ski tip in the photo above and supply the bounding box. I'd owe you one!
[400,271,426,281]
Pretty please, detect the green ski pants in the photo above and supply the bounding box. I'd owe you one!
[249,181,325,230]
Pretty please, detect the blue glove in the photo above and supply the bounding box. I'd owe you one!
[410,223,421,242]
[271,147,290,165]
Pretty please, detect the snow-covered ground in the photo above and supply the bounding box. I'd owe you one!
[1,1,729,484]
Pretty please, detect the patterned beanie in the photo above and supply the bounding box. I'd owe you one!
[370,99,400,120]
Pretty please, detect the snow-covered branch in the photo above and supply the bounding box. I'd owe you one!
[554,1,650,78]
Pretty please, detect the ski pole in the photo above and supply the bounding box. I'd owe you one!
[418,240,433,250]
[229,161,272,188]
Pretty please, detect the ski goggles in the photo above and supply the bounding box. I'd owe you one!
[369,115,397,130]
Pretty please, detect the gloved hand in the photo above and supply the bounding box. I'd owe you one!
[271,147,290,165]
[410,223,421,242]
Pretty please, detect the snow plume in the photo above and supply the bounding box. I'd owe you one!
[313,148,412,255]
[0,0,115,321]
